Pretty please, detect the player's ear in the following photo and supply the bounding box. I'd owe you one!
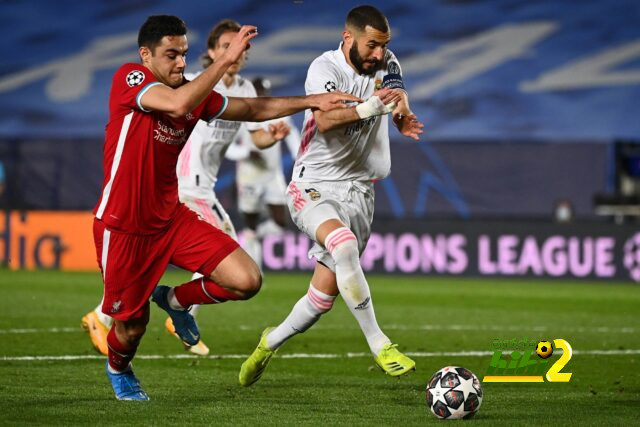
[207,48,216,62]
[342,29,353,47]
[139,46,151,63]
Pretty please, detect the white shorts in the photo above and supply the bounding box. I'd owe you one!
[180,194,238,241]
[286,180,374,271]
[238,171,288,213]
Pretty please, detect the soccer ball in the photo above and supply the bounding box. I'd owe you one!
[426,366,483,419]
[536,341,553,359]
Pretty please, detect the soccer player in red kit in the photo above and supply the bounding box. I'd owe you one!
[94,15,359,401]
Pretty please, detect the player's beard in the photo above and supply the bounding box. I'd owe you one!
[349,41,382,76]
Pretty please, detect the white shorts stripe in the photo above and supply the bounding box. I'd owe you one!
[96,111,133,219]
[101,228,110,281]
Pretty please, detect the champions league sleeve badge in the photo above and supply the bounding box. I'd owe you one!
[324,81,337,92]
[387,61,401,75]
[126,70,146,87]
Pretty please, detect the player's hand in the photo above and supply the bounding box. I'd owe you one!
[220,25,258,65]
[267,121,290,141]
[310,91,363,112]
[393,113,424,141]
[372,88,404,106]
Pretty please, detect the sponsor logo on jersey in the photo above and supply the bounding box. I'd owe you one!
[154,120,187,145]
[126,70,145,87]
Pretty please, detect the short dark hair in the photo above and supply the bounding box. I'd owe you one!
[202,19,241,68]
[346,5,389,33]
[138,15,187,51]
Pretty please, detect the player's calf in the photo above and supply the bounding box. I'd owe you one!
[325,226,392,356]
[265,284,336,350]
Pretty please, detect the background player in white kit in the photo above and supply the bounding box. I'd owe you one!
[232,77,302,269]
[82,19,291,357]
[240,5,424,385]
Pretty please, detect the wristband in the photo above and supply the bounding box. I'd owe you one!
[355,96,396,119]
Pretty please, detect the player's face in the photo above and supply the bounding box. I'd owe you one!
[209,31,247,76]
[142,35,188,88]
[348,26,390,76]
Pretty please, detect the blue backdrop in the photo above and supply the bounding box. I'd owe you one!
[0,0,638,218]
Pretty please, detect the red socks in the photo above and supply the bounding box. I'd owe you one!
[174,277,241,306]
[107,327,137,373]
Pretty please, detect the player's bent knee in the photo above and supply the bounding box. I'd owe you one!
[325,227,359,262]
[210,247,262,299]
[235,268,262,300]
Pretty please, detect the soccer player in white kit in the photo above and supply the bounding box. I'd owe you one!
[82,19,290,357]
[239,5,424,385]
[233,77,302,269]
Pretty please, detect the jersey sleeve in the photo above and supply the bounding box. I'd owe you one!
[382,50,405,91]
[385,50,403,76]
[110,63,162,112]
[201,90,229,122]
[305,57,342,96]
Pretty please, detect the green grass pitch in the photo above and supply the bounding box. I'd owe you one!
[1,269,639,425]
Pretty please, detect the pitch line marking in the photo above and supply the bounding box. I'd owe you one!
[2,349,640,362]
[0,324,636,335]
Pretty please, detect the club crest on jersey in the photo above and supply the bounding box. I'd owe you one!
[375,78,383,90]
[126,70,145,87]
[324,81,337,92]
[111,300,122,313]
[305,188,321,201]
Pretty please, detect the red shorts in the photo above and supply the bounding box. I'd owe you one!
[93,203,239,321]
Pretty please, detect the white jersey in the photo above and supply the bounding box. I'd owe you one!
[235,116,301,179]
[177,72,262,199]
[293,44,402,182]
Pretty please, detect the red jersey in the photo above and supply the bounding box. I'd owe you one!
[94,63,227,234]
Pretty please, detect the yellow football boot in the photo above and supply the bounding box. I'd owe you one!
[374,344,416,377]
[238,327,276,386]
[81,311,110,356]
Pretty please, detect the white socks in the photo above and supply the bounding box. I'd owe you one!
[166,273,201,315]
[266,227,391,355]
[266,284,336,350]
[188,272,201,317]
[325,227,390,355]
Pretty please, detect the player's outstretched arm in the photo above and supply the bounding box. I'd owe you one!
[250,122,291,149]
[220,92,361,122]
[139,26,258,118]
[312,88,402,133]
